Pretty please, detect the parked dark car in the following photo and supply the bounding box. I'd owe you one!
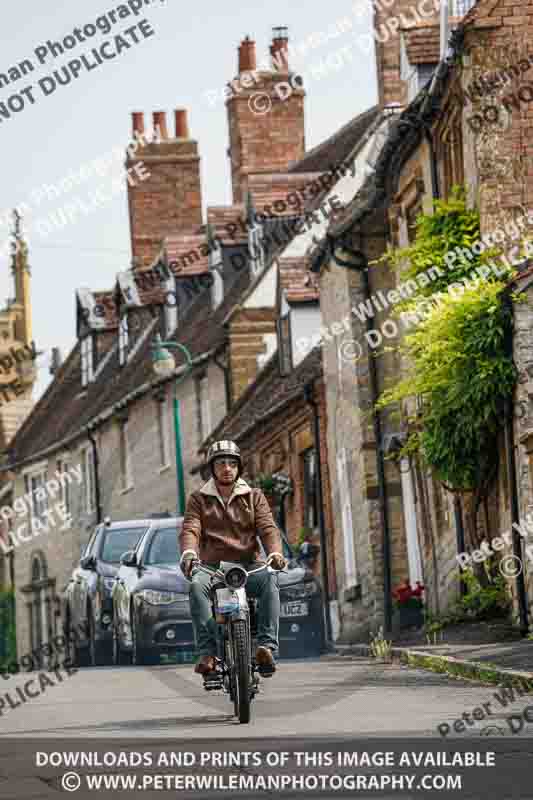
[268,535,325,658]
[112,519,194,665]
[63,519,151,666]
[110,521,324,666]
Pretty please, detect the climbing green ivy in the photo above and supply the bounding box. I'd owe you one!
[376,189,518,492]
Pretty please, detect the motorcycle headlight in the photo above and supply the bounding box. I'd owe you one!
[225,566,248,590]
[139,590,186,605]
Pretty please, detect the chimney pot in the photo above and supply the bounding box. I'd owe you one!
[175,109,189,139]
[238,36,257,73]
[270,26,289,71]
[152,111,168,139]
[132,111,144,136]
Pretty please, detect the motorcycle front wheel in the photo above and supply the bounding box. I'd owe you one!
[231,619,251,724]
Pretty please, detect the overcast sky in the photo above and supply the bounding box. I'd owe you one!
[0,0,377,398]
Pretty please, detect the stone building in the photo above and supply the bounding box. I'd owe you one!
[309,0,533,640]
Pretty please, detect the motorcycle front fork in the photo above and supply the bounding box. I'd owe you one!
[202,625,260,695]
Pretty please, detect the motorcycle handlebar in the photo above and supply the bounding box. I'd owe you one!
[183,558,286,581]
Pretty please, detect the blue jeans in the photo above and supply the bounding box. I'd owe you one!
[189,561,280,657]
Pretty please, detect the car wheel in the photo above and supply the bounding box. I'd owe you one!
[112,615,131,666]
[68,613,89,668]
[64,613,81,668]
[131,611,158,666]
[63,612,79,667]
[88,608,111,667]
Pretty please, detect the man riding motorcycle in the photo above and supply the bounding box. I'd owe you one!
[179,440,287,678]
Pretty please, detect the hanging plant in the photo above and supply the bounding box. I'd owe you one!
[252,471,293,499]
[271,471,293,498]
[251,473,275,495]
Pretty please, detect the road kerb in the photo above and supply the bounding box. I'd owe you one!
[333,644,533,690]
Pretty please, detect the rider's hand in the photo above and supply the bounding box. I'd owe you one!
[181,554,197,579]
[267,553,287,571]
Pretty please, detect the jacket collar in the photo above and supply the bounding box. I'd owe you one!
[200,477,252,506]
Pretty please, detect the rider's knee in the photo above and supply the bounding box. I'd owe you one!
[260,570,279,591]
[189,580,207,602]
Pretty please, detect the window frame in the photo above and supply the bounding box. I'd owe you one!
[336,447,359,589]
[79,447,96,515]
[119,313,129,366]
[56,458,71,515]
[22,463,49,527]
[277,308,293,375]
[301,447,319,533]
[81,334,94,387]
[119,421,133,492]
[248,225,265,276]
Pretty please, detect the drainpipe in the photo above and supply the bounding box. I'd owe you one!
[303,381,334,650]
[329,235,393,636]
[214,349,232,410]
[502,295,529,634]
[87,428,103,524]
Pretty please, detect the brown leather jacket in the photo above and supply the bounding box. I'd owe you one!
[179,477,283,564]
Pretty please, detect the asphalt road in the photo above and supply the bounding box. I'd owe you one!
[1,656,532,798]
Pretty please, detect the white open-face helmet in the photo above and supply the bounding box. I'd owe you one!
[206,440,242,477]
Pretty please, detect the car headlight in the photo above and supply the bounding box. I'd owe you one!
[139,590,187,605]
[103,578,116,592]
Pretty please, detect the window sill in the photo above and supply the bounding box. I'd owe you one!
[344,584,361,603]
[120,484,134,496]
[158,464,171,474]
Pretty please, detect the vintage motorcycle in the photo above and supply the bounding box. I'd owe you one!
[188,558,279,724]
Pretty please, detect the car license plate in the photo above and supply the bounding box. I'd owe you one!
[281,601,309,617]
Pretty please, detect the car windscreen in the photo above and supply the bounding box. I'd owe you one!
[100,527,147,563]
[144,527,180,566]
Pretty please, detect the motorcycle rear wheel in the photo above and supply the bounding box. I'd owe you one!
[231,619,251,724]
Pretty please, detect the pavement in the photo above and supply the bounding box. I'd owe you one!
[335,637,533,689]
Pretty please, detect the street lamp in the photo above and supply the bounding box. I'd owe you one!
[151,334,193,517]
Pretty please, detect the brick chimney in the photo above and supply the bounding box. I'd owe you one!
[227,28,305,204]
[373,0,439,108]
[239,36,257,72]
[126,109,203,267]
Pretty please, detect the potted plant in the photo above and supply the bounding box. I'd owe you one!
[251,472,293,510]
[271,472,293,499]
[392,581,425,631]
